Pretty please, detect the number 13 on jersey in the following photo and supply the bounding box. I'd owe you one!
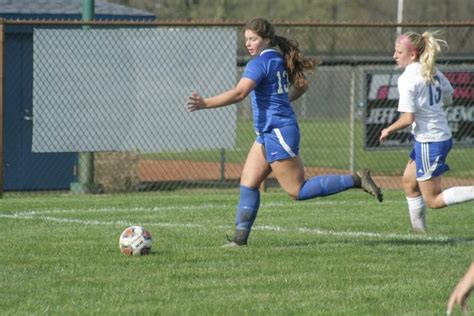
[276,70,289,94]
[429,75,442,106]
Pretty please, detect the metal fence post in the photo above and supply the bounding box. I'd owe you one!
[70,0,102,194]
[349,64,356,174]
[0,19,4,198]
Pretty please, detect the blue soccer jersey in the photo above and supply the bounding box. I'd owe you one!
[242,49,297,133]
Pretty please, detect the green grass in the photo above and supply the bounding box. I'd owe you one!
[1,189,473,315]
[141,118,474,178]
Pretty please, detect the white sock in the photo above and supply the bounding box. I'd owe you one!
[406,196,426,231]
[442,186,474,206]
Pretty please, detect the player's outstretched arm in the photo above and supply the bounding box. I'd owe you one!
[187,78,255,112]
[447,262,474,315]
[379,112,415,144]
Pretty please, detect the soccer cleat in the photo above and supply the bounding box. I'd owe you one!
[222,233,247,248]
[221,241,247,248]
[355,169,383,202]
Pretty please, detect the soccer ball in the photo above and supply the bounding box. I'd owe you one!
[119,226,152,256]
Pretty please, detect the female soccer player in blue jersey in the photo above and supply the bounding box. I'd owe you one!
[380,31,474,232]
[187,18,383,247]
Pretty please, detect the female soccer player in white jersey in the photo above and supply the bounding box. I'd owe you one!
[187,18,383,247]
[380,31,474,232]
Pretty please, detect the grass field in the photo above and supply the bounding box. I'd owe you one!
[142,118,474,179]
[1,189,473,315]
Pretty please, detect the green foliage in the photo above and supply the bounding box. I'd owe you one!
[1,190,473,314]
[107,0,474,57]
[109,0,473,23]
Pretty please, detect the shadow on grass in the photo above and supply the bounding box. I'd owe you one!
[267,236,474,248]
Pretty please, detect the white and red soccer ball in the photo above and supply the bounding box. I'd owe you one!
[119,226,152,256]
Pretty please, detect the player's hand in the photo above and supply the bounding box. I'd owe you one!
[379,128,390,144]
[447,263,474,315]
[187,92,206,112]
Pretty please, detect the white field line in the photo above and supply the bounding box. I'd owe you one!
[0,210,469,244]
[254,224,465,242]
[7,204,224,216]
[2,200,405,216]
[0,213,203,228]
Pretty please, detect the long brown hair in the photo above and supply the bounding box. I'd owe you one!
[244,18,319,88]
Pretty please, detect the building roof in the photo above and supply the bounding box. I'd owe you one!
[0,0,154,18]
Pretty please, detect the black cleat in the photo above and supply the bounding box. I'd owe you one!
[222,232,247,248]
[355,169,383,202]
[222,241,247,248]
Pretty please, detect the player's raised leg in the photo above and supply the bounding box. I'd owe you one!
[271,157,382,202]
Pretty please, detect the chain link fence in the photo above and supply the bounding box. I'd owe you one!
[1,20,473,196]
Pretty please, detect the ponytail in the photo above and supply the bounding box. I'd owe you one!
[399,30,447,83]
[419,31,447,83]
[273,35,319,88]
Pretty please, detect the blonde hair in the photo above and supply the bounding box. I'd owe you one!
[244,18,319,88]
[398,30,448,83]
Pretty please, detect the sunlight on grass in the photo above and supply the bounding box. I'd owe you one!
[0,190,473,314]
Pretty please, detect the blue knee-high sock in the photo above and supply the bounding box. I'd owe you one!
[297,175,354,201]
[233,185,260,244]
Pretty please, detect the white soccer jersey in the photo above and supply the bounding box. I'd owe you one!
[397,62,454,142]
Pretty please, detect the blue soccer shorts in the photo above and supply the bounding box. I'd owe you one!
[409,138,452,181]
[256,124,300,163]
